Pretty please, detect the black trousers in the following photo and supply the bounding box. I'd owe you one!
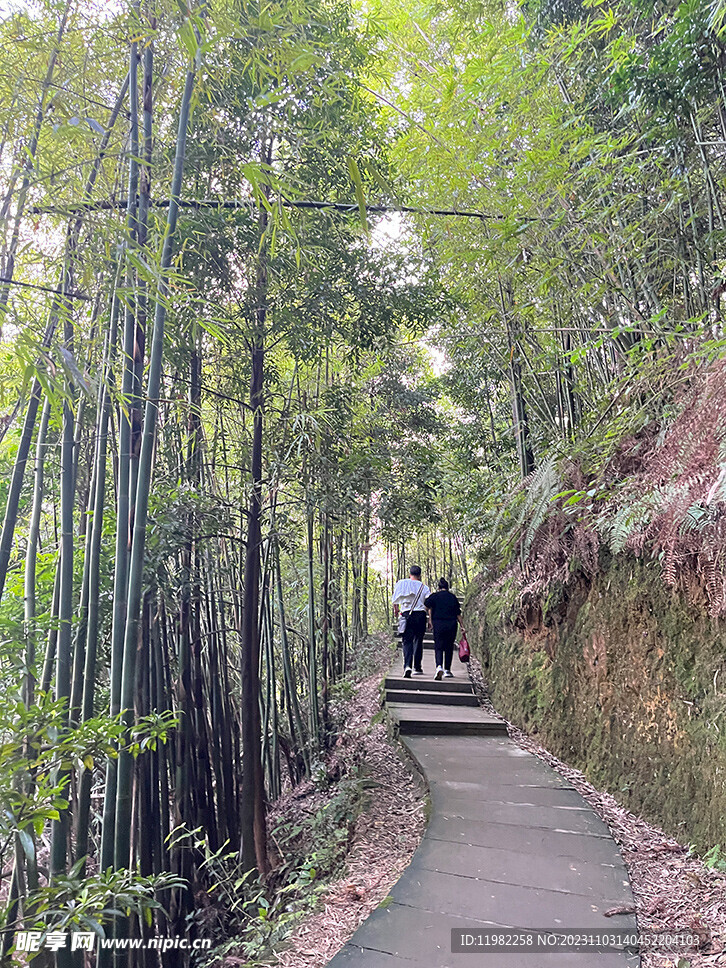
[432,619,458,671]
[402,610,426,671]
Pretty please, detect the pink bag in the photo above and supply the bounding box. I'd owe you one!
[458,632,470,663]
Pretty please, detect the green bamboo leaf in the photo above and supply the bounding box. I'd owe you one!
[18,828,35,863]
[347,157,369,234]
[270,222,278,260]
[58,348,94,400]
[362,160,397,201]
[291,52,319,70]
[178,19,198,59]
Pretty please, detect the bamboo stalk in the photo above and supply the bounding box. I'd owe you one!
[113,39,198,876]
[49,298,76,945]
[76,281,122,870]
[100,31,142,883]
[240,310,270,872]
[275,539,310,776]
[23,397,50,710]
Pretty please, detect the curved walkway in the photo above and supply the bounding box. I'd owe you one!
[327,647,640,968]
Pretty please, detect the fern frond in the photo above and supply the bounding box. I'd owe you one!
[520,455,561,558]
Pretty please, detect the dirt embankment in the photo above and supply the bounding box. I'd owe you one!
[466,557,726,851]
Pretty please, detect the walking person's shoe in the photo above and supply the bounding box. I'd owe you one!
[434,666,444,680]
[444,670,454,678]
[403,667,412,678]
[413,668,424,676]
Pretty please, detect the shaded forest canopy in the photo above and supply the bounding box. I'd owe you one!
[1,0,726,962]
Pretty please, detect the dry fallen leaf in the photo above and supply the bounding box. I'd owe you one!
[604,904,638,917]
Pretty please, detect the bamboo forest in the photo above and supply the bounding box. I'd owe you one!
[1,0,726,965]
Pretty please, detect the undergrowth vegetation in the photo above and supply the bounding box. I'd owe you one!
[194,636,390,967]
[192,774,364,966]
[487,356,726,617]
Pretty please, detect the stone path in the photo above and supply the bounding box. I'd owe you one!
[327,636,640,968]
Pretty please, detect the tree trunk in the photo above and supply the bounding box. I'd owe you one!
[498,276,534,477]
[240,192,270,874]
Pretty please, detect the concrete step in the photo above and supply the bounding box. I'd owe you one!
[385,676,472,694]
[392,627,435,643]
[386,689,479,707]
[388,702,508,737]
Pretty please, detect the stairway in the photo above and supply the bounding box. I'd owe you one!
[386,631,508,737]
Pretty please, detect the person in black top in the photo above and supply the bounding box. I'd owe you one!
[424,578,465,680]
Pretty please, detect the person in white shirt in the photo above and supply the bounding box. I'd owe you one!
[392,565,431,677]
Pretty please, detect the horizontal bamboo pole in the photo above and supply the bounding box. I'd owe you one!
[28,195,569,223]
